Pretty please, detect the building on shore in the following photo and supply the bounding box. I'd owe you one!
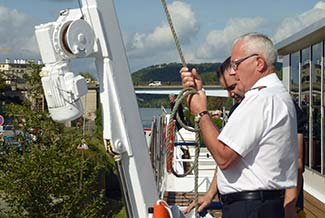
[275,17,325,217]
[0,59,99,130]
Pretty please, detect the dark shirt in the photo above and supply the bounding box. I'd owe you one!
[293,100,307,172]
[228,102,241,118]
[294,101,307,134]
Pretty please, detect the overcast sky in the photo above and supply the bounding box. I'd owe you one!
[0,0,324,73]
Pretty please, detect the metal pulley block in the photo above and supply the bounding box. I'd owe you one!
[64,19,95,57]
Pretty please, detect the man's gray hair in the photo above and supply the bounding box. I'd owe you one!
[233,32,277,66]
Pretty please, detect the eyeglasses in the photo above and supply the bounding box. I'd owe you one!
[224,83,236,92]
[231,53,258,71]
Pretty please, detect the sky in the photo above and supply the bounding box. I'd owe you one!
[0,0,324,74]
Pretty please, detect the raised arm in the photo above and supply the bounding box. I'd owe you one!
[180,67,240,170]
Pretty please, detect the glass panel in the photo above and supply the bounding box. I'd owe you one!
[312,43,322,173]
[290,52,300,100]
[301,48,311,168]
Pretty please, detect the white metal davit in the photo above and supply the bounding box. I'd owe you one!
[34,0,164,217]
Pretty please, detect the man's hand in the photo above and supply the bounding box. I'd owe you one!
[180,67,207,114]
[284,187,298,218]
[180,67,202,90]
[183,194,214,214]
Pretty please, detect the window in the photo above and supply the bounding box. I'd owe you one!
[291,41,325,174]
[311,42,322,173]
[290,51,300,101]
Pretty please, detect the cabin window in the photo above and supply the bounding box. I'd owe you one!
[290,51,300,101]
[311,42,322,173]
[290,41,325,175]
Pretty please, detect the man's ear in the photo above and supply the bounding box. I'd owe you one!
[257,56,267,73]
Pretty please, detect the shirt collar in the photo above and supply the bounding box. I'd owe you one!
[245,73,280,96]
[252,73,279,88]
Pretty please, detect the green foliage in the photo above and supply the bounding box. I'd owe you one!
[184,105,223,129]
[112,207,127,218]
[0,71,9,92]
[0,102,120,218]
[0,71,9,112]
[206,96,234,112]
[0,140,98,217]
[95,106,103,135]
[184,107,194,127]
[0,63,123,218]
[132,62,220,85]
[201,71,218,85]
[24,62,44,99]
[212,118,223,129]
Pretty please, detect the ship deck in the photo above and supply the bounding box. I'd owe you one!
[305,191,325,218]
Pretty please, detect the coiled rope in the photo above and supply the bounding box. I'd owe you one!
[160,1,202,217]
[166,88,200,179]
[165,88,202,217]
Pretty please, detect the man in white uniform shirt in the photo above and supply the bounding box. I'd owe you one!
[180,32,297,218]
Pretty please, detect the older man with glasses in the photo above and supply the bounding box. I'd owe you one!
[184,56,244,215]
[180,32,297,218]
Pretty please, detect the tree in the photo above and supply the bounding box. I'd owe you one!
[24,61,44,98]
[201,71,218,85]
[0,63,124,217]
[0,71,11,113]
[0,104,125,218]
[0,71,8,92]
[21,61,44,111]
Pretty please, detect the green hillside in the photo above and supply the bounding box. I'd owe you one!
[131,62,283,85]
[131,62,221,85]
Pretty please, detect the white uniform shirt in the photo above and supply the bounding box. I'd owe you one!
[217,73,298,194]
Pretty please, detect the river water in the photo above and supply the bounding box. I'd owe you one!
[139,107,170,128]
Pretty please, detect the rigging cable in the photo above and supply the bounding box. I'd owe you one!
[160,0,187,68]
[77,0,85,19]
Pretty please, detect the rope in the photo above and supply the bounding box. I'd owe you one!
[165,88,201,218]
[161,0,200,218]
[160,0,187,68]
[160,1,202,217]
[77,0,85,19]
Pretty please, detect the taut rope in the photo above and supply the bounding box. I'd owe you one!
[160,0,187,68]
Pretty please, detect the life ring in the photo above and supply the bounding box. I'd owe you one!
[153,200,172,218]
